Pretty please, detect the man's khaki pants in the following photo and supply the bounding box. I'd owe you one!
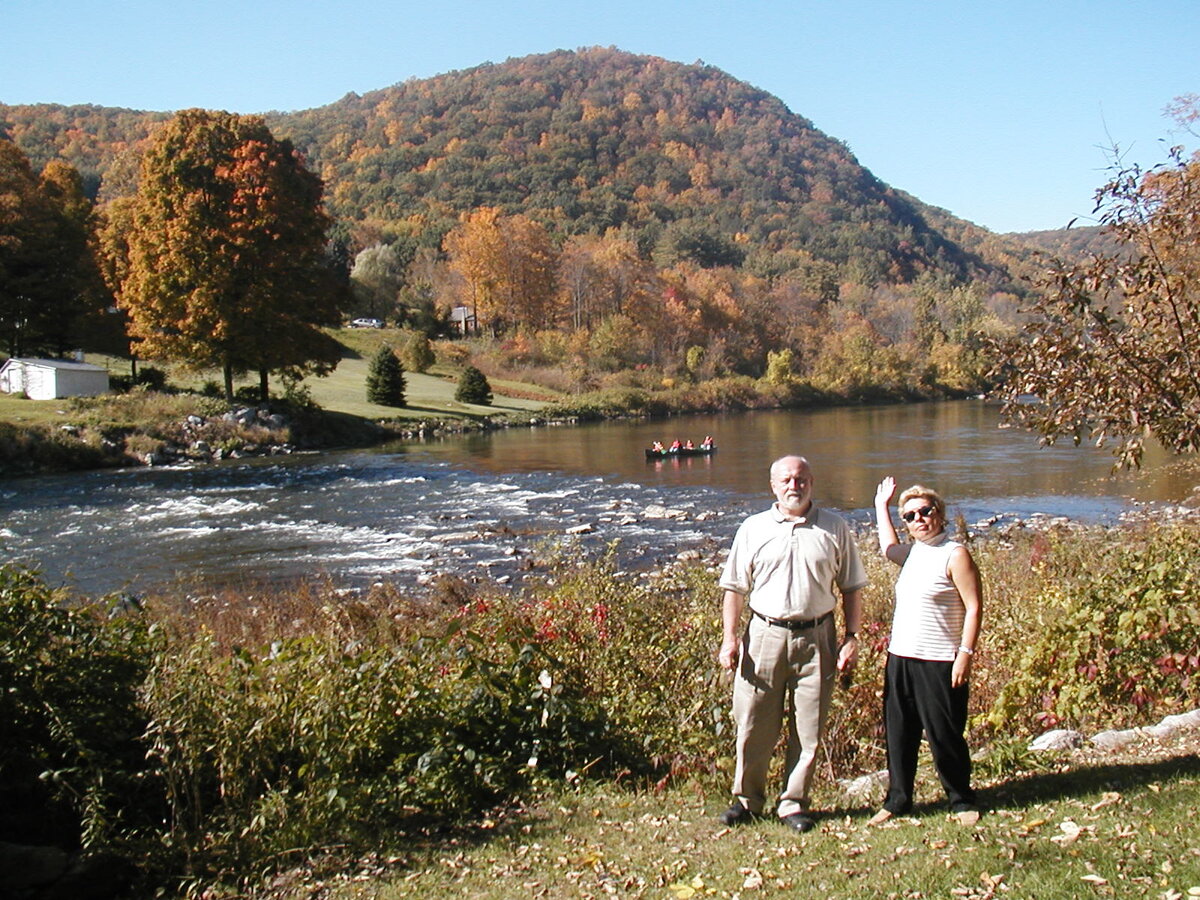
[731,614,836,818]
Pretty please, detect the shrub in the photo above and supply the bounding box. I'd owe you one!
[987,524,1200,733]
[455,365,492,405]
[0,565,157,850]
[139,585,619,877]
[396,328,435,373]
[134,366,167,390]
[366,345,407,406]
[0,421,121,475]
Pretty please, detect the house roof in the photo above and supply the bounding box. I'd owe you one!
[1,357,108,373]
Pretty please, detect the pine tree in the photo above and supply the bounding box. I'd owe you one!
[366,345,406,406]
[454,365,492,405]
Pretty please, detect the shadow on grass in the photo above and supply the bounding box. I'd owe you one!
[826,751,1200,820]
[981,752,1200,808]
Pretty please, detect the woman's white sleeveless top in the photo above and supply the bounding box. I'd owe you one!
[888,533,964,662]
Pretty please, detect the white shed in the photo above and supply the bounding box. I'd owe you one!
[0,358,110,400]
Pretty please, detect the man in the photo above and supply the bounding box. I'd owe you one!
[717,455,865,832]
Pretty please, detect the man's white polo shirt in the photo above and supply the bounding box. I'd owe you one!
[719,504,867,621]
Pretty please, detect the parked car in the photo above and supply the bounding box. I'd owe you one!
[349,318,384,328]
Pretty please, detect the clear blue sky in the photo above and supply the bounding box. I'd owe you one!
[2,0,1196,233]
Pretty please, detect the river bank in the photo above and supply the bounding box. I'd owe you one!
[0,369,937,478]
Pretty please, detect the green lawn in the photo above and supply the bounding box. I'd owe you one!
[310,749,1200,900]
[301,328,553,420]
[51,327,560,422]
[0,392,81,427]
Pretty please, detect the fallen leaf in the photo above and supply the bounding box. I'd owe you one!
[1090,791,1121,811]
[1081,874,1108,885]
[742,868,764,889]
[1051,821,1082,845]
[668,883,695,899]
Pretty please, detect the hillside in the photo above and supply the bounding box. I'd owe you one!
[1,47,1046,290]
[1015,223,1126,260]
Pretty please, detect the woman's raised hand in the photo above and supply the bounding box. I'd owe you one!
[875,476,896,507]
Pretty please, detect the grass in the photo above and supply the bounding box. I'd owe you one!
[299,327,556,419]
[284,746,1200,900]
[66,328,556,421]
[0,392,80,427]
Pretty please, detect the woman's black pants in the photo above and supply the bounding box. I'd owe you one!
[882,652,977,813]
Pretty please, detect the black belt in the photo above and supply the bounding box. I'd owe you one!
[751,609,833,631]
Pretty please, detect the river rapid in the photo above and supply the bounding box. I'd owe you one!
[1,401,1193,598]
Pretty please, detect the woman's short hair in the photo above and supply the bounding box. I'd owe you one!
[898,484,946,520]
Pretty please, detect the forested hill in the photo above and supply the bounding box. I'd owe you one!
[0,47,1044,288]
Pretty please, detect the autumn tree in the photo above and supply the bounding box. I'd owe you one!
[444,208,558,334]
[558,230,657,330]
[113,110,344,400]
[992,141,1200,467]
[0,141,102,357]
[444,207,503,328]
[40,161,112,357]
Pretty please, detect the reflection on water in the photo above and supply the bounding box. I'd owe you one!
[418,401,1188,516]
[0,401,1191,597]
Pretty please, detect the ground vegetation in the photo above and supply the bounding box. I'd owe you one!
[2,520,1198,896]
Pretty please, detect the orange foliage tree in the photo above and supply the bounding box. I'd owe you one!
[444,207,559,334]
[110,110,343,399]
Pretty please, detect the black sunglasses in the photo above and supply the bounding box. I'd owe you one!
[901,505,936,522]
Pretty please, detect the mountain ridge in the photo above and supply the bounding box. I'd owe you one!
[1,47,1054,288]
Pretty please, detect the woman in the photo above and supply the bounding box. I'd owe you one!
[869,476,982,826]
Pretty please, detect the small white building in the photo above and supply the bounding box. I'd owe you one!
[449,305,478,336]
[0,358,110,400]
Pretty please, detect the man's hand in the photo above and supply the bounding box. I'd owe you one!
[836,635,859,675]
[718,635,740,670]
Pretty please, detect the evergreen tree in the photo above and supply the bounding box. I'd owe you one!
[454,365,492,405]
[366,345,406,406]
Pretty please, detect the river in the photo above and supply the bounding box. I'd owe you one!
[0,401,1192,597]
